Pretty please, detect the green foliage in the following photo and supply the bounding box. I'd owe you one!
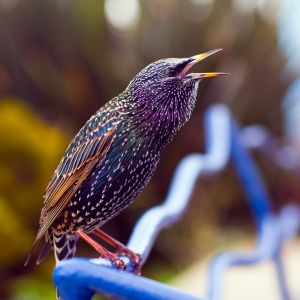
[0,196,31,267]
[11,277,56,300]
[0,100,68,216]
[0,99,68,297]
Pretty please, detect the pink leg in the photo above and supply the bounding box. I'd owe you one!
[76,230,125,270]
[92,229,142,274]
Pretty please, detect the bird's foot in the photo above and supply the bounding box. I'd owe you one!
[76,230,126,270]
[115,248,142,275]
[92,229,142,275]
[99,250,126,270]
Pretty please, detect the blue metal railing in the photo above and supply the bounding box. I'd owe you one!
[53,104,300,300]
[207,121,300,300]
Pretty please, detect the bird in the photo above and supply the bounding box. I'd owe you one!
[26,49,227,271]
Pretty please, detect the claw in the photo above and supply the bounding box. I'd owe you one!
[104,255,126,270]
[116,249,142,274]
[91,229,142,274]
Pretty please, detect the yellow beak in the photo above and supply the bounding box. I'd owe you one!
[179,48,229,79]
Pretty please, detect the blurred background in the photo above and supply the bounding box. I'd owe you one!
[0,0,299,299]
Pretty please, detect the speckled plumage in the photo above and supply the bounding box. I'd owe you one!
[27,50,226,264]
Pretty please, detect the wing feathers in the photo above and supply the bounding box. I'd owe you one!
[36,127,116,241]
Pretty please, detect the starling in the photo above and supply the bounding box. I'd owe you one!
[26,49,227,269]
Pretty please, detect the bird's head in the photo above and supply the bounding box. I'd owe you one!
[128,49,227,115]
[125,49,227,137]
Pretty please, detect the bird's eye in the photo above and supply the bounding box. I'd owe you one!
[168,68,178,77]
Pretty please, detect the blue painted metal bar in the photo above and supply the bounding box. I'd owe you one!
[230,122,272,228]
[54,258,203,300]
[207,121,296,300]
[54,104,232,299]
[207,215,280,300]
[207,204,300,300]
[241,125,300,170]
[278,204,300,240]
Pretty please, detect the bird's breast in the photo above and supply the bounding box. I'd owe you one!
[68,136,161,230]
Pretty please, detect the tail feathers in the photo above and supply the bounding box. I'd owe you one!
[36,240,52,265]
[53,235,77,300]
[24,236,43,267]
[53,235,78,300]
[25,232,77,266]
[53,233,78,264]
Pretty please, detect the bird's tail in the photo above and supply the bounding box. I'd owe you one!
[26,232,77,299]
[24,231,51,266]
[53,234,78,300]
[53,233,78,300]
[53,232,78,263]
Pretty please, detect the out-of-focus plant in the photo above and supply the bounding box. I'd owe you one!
[0,99,67,297]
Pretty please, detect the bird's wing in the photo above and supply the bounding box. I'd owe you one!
[25,108,122,266]
[36,120,117,241]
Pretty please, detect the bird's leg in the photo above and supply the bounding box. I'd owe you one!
[76,230,125,270]
[92,229,142,274]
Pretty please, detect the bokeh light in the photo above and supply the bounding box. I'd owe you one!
[190,0,213,5]
[233,0,257,15]
[104,0,141,31]
[0,0,19,12]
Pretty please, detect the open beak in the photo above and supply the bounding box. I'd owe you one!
[179,48,229,79]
